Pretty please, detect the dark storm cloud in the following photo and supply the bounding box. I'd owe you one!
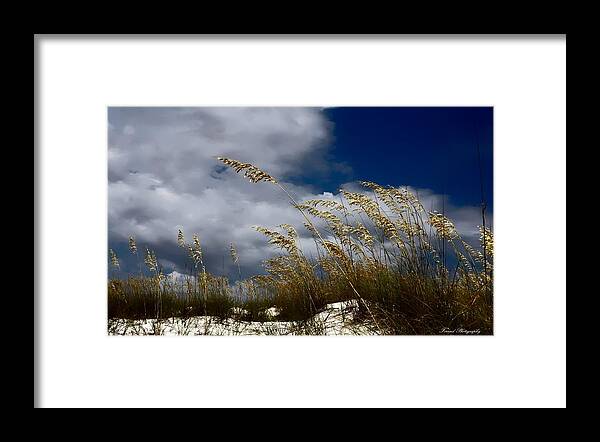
[108,107,336,279]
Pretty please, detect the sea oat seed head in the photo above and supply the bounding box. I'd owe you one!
[217,157,278,184]
[230,242,239,264]
[128,236,137,254]
[144,248,158,272]
[109,248,120,269]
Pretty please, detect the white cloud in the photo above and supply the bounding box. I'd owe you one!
[108,107,335,278]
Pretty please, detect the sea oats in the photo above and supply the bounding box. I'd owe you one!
[428,212,458,240]
[215,157,386,333]
[397,219,422,237]
[322,240,351,265]
[478,226,494,258]
[296,204,340,225]
[318,256,340,278]
[351,222,374,248]
[455,250,475,273]
[360,181,406,217]
[144,248,158,272]
[217,157,278,184]
[187,241,203,268]
[303,221,318,237]
[347,241,367,258]
[388,187,425,213]
[263,255,301,281]
[109,161,492,335]
[128,236,137,254]
[279,223,298,240]
[229,242,239,264]
[461,240,484,265]
[254,226,299,255]
[109,248,120,269]
[420,238,442,265]
[295,204,359,251]
[188,234,204,266]
[342,190,401,243]
[302,199,347,213]
[192,234,201,249]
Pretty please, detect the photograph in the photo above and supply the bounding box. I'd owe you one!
[107,107,493,336]
[36,35,565,408]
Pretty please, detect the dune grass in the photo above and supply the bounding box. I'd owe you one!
[108,157,493,335]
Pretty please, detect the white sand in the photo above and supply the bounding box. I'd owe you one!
[108,300,377,336]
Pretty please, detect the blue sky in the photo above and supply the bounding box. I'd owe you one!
[322,107,492,210]
[108,107,493,280]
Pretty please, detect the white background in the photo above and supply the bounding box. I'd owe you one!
[36,36,566,408]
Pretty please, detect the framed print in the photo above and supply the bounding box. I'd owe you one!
[35,35,566,408]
